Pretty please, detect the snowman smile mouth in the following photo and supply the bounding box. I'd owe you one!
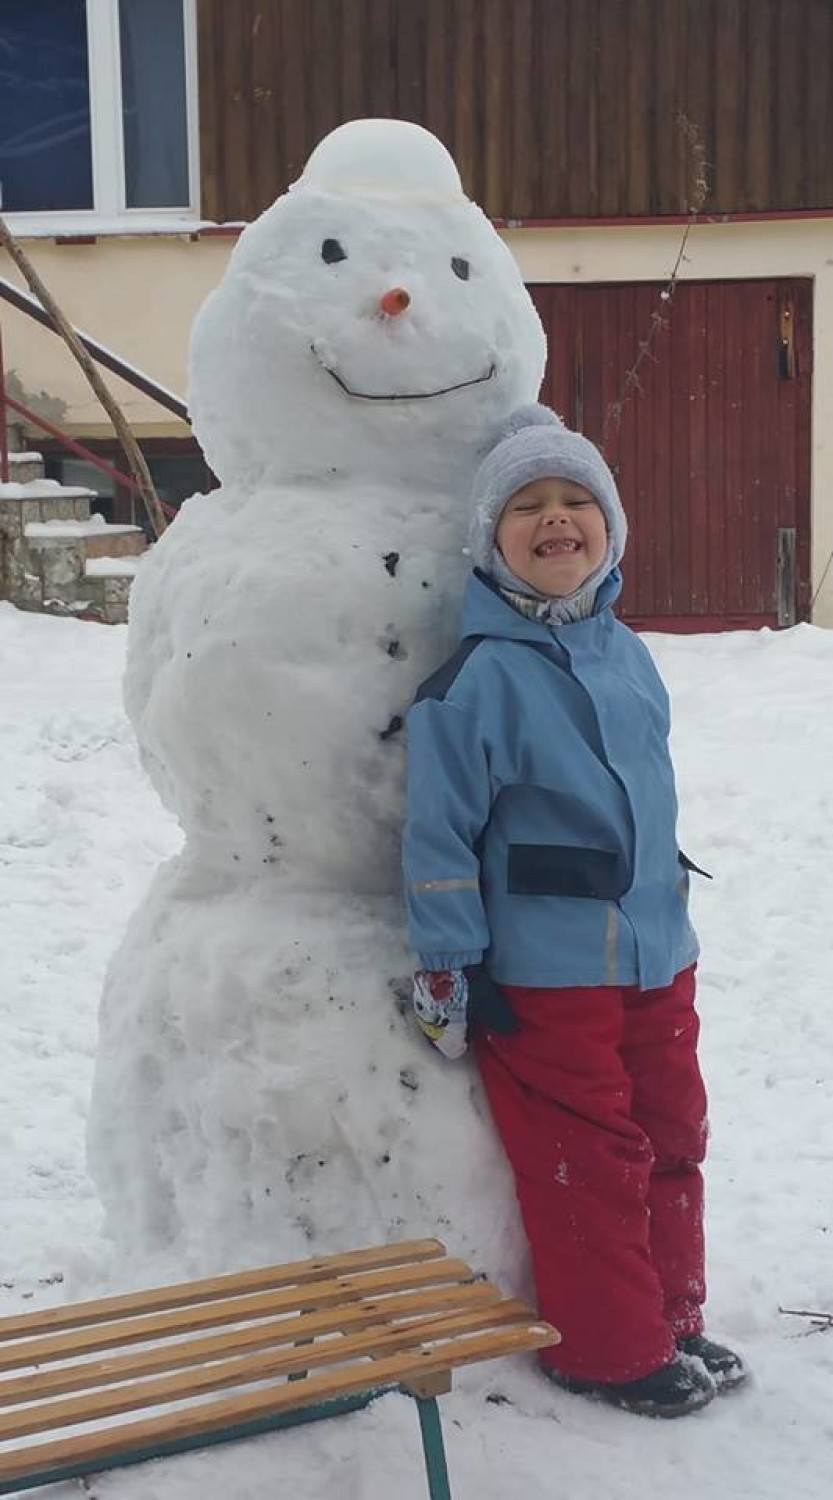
[313,346,497,400]
[535,539,582,556]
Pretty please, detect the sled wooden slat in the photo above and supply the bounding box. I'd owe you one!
[0,1240,560,1499]
[0,1301,538,1441]
[0,1283,504,1408]
[0,1257,479,1374]
[0,1238,447,1342]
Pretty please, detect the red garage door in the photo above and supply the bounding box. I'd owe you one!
[529,280,812,629]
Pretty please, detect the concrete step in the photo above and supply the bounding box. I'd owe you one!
[2,478,97,498]
[25,517,145,558]
[85,529,145,560]
[4,451,45,483]
[1,479,148,622]
[0,479,96,531]
[22,518,146,622]
[79,560,142,624]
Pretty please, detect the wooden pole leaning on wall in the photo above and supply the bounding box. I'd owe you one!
[0,216,167,538]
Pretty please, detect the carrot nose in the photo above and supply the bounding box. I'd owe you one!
[380,287,411,317]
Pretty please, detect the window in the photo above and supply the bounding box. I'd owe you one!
[0,1,93,212]
[0,0,198,223]
[119,0,189,209]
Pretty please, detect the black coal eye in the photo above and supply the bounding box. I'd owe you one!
[451,256,470,281]
[321,238,347,264]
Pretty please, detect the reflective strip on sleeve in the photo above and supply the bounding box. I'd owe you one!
[411,878,480,893]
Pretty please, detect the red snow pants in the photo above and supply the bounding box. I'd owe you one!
[473,964,707,1383]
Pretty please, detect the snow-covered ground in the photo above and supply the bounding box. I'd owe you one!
[1,599,832,1499]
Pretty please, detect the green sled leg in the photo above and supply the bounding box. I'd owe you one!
[414,1395,453,1500]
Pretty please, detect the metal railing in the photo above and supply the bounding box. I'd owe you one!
[0,277,189,422]
[1,388,181,519]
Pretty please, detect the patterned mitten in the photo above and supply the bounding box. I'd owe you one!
[412,969,469,1059]
[412,967,519,1059]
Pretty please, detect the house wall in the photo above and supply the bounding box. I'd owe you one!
[2,236,217,440]
[4,213,833,623]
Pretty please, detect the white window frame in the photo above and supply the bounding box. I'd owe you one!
[5,0,201,235]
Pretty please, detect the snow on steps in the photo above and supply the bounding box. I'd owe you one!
[85,555,142,578]
[0,468,147,625]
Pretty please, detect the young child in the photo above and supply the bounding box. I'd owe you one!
[403,405,747,1418]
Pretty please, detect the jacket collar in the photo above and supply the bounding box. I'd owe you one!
[460,568,622,643]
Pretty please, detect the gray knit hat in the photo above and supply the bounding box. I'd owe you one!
[468,405,628,590]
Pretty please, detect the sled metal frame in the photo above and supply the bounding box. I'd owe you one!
[0,1238,558,1499]
[0,1389,451,1500]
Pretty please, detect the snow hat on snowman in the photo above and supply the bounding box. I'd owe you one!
[468,404,628,610]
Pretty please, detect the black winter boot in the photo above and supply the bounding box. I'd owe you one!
[546,1352,717,1418]
[678,1335,748,1391]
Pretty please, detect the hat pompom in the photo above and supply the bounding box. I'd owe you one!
[494,403,564,443]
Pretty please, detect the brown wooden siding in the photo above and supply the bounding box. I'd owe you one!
[196,0,833,224]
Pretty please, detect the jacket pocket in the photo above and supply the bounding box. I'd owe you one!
[678,851,713,880]
[507,844,628,900]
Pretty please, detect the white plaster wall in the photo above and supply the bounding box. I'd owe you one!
[4,217,833,620]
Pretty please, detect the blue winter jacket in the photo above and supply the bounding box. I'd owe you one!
[403,569,700,991]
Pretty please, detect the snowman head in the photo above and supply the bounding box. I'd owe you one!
[189,120,547,491]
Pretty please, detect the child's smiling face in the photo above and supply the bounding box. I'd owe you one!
[495,476,609,596]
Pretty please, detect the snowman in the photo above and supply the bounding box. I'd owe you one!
[87,119,547,1284]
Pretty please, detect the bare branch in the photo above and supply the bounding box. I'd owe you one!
[779,1306,833,1328]
[601,114,711,455]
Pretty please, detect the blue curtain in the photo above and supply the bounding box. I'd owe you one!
[120,0,189,209]
[0,0,93,212]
